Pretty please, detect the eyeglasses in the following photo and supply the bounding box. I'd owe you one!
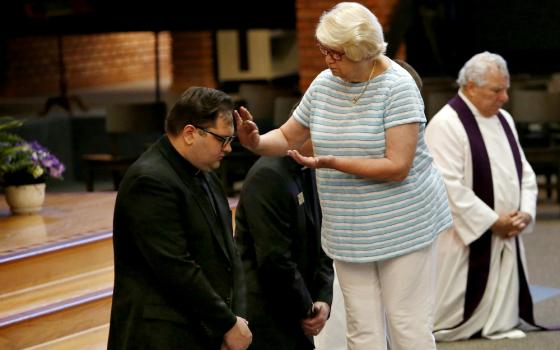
[193,125,236,148]
[317,43,345,61]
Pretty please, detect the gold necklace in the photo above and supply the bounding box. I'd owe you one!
[351,60,377,104]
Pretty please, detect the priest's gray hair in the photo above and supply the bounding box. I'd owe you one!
[316,2,387,62]
[457,51,510,87]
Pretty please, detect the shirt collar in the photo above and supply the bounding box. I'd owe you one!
[160,135,201,177]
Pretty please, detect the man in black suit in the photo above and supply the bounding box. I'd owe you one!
[108,86,252,350]
[235,140,334,349]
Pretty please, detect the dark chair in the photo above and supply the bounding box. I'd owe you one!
[81,102,166,191]
[511,86,560,202]
[523,147,560,202]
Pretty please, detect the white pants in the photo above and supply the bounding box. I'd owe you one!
[335,244,436,350]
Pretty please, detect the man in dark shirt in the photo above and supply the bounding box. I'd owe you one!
[235,140,334,349]
[108,86,251,350]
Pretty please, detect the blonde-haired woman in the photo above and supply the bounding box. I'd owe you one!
[236,3,452,349]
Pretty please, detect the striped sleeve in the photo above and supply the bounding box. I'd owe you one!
[384,76,426,129]
[293,83,315,128]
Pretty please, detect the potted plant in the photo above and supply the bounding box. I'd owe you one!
[0,117,65,214]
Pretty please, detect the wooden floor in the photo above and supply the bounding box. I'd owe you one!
[0,192,116,349]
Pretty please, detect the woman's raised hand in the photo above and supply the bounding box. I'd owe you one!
[234,106,260,151]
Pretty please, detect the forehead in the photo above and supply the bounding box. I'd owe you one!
[319,42,344,52]
[482,70,509,88]
[212,112,234,130]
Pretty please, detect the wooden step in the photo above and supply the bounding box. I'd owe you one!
[0,233,113,296]
[0,268,113,349]
[25,324,109,350]
[0,193,116,349]
[0,192,116,295]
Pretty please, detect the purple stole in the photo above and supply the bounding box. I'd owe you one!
[448,95,539,334]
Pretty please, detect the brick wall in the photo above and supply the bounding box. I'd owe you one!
[169,31,216,94]
[1,32,171,97]
[0,2,402,98]
[296,0,400,92]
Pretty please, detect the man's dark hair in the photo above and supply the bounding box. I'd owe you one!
[165,86,234,135]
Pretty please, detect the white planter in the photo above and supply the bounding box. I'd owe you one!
[4,183,46,215]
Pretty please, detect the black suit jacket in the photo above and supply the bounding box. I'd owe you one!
[235,156,334,350]
[108,136,245,350]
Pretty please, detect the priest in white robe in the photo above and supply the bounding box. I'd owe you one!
[425,51,539,341]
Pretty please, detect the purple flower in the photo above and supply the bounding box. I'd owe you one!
[15,141,64,180]
[1,117,65,186]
